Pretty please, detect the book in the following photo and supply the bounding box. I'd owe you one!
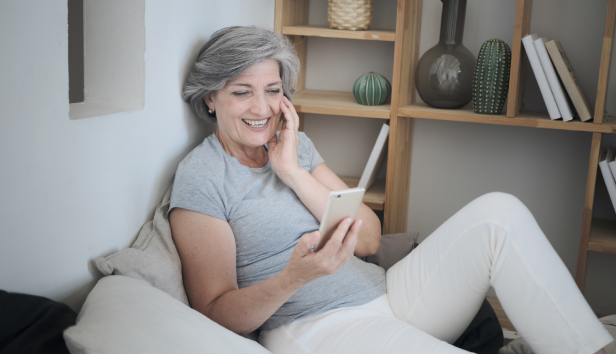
[598,147,616,213]
[608,148,616,186]
[358,123,389,190]
[522,34,561,119]
[544,39,593,121]
[533,37,574,121]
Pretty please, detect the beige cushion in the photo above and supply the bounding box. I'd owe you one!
[94,186,189,305]
[63,275,271,354]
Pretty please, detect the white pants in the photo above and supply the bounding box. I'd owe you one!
[260,192,614,354]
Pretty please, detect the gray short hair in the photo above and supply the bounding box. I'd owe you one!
[182,26,300,123]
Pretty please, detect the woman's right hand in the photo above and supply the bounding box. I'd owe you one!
[281,218,362,288]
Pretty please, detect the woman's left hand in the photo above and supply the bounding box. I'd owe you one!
[268,96,301,185]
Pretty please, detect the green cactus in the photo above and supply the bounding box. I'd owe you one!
[472,39,511,114]
[353,72,391,106]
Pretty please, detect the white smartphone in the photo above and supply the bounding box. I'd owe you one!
[314,188,365,252]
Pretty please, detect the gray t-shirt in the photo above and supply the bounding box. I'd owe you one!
[170,132,386,330]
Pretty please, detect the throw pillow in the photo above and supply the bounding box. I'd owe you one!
[362,231,419,271]
[94,186,189,305]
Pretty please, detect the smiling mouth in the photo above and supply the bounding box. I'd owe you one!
[242,118,269,128]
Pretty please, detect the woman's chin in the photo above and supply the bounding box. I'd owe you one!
[241,131,274,148]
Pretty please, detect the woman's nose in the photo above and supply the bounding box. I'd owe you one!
[251,93,271,117]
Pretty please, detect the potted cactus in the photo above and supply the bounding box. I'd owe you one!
[472,39,512,115]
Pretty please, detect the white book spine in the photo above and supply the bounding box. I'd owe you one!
[358,124,389,190]
[609,157,616,184]
[522,34,561,119]
[533,37,574,121]
[599,148,616,214]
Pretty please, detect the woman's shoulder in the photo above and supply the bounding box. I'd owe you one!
[297,131,314,151]
[176,134,225,180]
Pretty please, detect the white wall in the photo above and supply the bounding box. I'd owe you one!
[0,0,274,311]
[1,0,615,318]
[304,0,616,316]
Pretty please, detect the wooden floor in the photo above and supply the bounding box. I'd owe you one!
[487,297,517,332]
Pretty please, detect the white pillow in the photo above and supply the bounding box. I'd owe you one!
[63,275,272,354]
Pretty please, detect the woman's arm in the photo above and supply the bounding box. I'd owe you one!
[283,163,381,257]
[268,97,381,257]
[170,207,361,334]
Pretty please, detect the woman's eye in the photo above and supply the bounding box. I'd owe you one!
[232,91,249,97]
[268,89,281,95]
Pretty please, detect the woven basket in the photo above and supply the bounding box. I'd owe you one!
[328,0,372,30]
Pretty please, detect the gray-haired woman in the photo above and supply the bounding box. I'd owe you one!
[170,26,612,354]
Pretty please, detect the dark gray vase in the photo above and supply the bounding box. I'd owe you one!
[415,0,476,109]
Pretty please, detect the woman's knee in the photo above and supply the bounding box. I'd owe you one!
[468,192,534,225]
[473,192,526,212]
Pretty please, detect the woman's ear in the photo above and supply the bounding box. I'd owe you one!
[204,95,215,112]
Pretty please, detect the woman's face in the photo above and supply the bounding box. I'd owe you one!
[206,59,284,149]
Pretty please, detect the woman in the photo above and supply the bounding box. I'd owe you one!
[170,26,612,354]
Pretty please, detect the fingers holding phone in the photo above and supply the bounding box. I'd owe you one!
[282,223,357,289]
[318,217,362,264]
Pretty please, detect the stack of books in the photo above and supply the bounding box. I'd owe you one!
[522,34,593,122]
[599,147,616,213]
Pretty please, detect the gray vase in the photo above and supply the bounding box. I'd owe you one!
[415,0,476,109]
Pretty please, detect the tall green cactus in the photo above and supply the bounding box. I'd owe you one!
[472,39,511,114]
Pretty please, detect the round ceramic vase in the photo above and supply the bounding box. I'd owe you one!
[353,72,391,106]
[415,0,476,109]
[472,38,511,115]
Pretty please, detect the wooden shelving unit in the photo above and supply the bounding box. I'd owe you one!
[276,0,616,291]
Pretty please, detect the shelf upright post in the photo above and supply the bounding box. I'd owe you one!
[577,133,603,291]
[384,0,422,234]
[593,0,616,125]
[506,0,532,118]
[275,0,309,131]
[576,0,616,291]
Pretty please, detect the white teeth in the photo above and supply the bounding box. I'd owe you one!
[243,119,268,128]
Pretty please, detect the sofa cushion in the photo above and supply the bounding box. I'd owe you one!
[63,276,271,354]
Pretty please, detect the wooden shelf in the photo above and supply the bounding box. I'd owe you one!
[398,103,611,133]
[588,218,616,254]
[294,90,391,119]
[602,116,616,132]
[282,25,396,41]
[338,176,386,211]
